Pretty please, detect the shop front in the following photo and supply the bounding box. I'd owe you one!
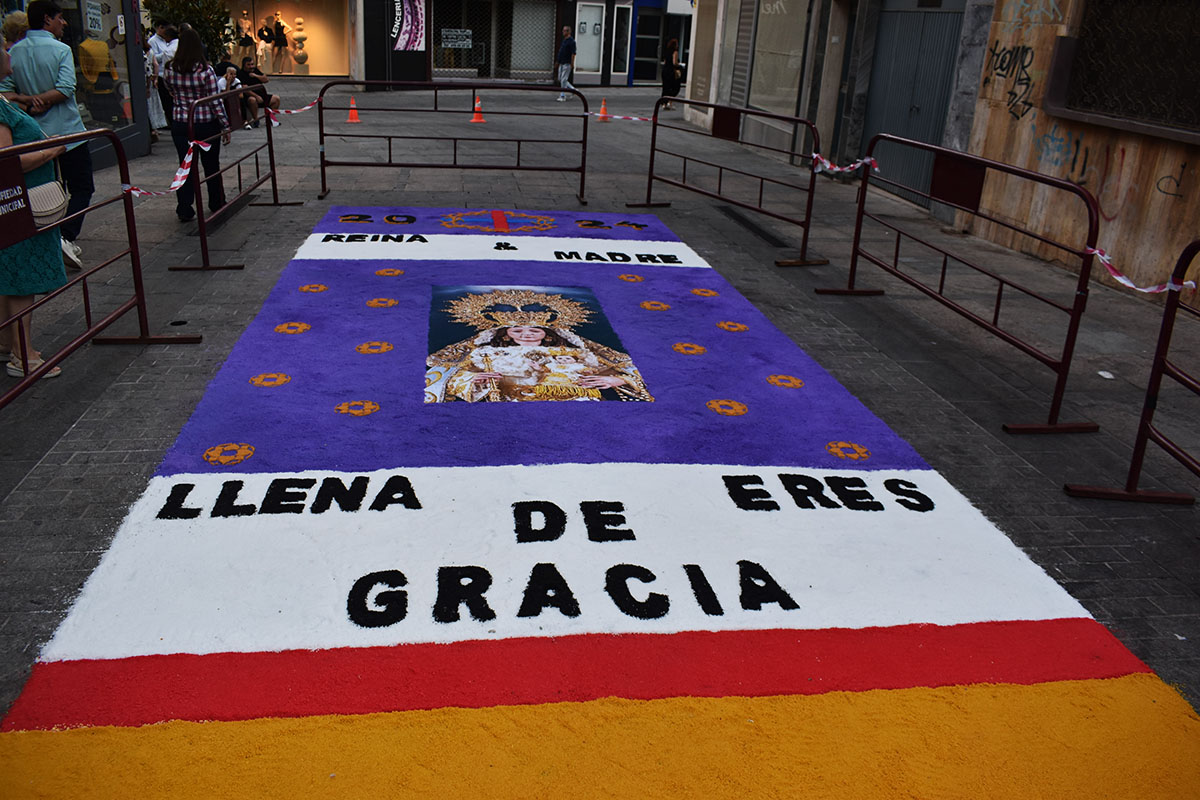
[428,0,557,81]
[227,0,350,76]
[2,0,150,164]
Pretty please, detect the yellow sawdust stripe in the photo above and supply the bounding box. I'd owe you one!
[2,674,1198,798]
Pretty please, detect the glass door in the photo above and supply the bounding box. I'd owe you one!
[633,7,662,83]
[575,3,605,82]
[610,5,633,85]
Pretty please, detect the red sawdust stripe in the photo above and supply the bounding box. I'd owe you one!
[490,209,509,231]
[3,619,1147,731]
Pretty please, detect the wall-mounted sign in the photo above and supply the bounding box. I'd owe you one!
[441,28,473,49]
[392,0,426,52]
[85,0,103,33]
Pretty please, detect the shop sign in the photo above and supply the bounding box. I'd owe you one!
[0,157,37,250]
[441,29,473,49]
[392,0,426,52]
[85,0,103,33]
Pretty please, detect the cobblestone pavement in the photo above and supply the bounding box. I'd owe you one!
[1,81,1197,715]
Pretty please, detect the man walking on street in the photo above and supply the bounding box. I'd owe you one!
[555,24,575,102]
[0,0,92,270]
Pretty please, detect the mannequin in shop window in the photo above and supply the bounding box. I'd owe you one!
[256,16,274,64]
[79,28,119,124]
[271,12,291,74]
[234,9,255,66]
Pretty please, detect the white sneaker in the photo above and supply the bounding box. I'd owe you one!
[556,95,566,102]
[61,239,82,272]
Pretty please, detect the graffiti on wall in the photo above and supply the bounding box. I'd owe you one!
[1003,0,1064,24]
[987,40,1036,119]
[1030,122,1144,222]
[1156,163,1187,198]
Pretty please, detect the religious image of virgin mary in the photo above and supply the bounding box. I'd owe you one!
[425,288,653,403]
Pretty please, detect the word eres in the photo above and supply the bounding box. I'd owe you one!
[723,473,935,512]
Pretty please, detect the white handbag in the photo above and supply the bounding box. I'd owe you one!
[28,162,69,227]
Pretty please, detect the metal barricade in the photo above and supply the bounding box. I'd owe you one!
[170,86,300,272]
[1065,241,1200,504]
[0,130,201,412]
[316,81,589,204]
[817,133,1102,434]
[627,98,827,267]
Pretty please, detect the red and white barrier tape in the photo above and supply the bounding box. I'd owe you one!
[812,153,879,175]
[587,111,653,122]
[267,98,320,122]
[1086,248,1196,294]
[121,140,212,196]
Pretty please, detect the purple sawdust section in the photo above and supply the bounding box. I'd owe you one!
[158,251,928,476]
[313,207,681,241]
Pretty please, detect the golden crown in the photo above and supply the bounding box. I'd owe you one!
[445,288,593,331]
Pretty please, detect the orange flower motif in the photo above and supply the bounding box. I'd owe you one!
[274,322,311,335]
[672,342,707,355]
[618,274,644,282]
[691,288,719,297]
[717,321,748,332]
[249,373,291,387]
[356,341,394,354]
[375,268,405,276]
[366,298,398,308]
[299,284,328,293]
[202,442,255,466]
[767,374,804,388]
[335,401,380,416]
[640,301,671,311]
[826,441,871,461]
[707,399,748,416]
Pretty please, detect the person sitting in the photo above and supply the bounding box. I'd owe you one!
[216,65,250,129]
[236,56,279,127]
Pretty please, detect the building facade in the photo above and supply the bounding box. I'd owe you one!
[364,0,693,86]
[689,0,1198,304]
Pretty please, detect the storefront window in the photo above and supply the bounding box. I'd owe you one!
[3,0,135,130]
[612,5,631,75]
[231,1,349,75]
[432,0,555,80]
[747,0,807,115]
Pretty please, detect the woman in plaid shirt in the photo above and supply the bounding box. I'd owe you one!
[161,24,230,222]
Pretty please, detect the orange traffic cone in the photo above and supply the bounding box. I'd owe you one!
[598,98,611,122]
[346,96,361,124]
[469,96,486,123]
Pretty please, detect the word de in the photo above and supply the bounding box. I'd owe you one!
[513,499,636,542]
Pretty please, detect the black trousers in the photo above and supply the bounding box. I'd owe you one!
[170,120,225,214]
[57,143,94,243]
[156,81,174,124]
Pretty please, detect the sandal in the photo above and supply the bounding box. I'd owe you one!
[6,357,62,379]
